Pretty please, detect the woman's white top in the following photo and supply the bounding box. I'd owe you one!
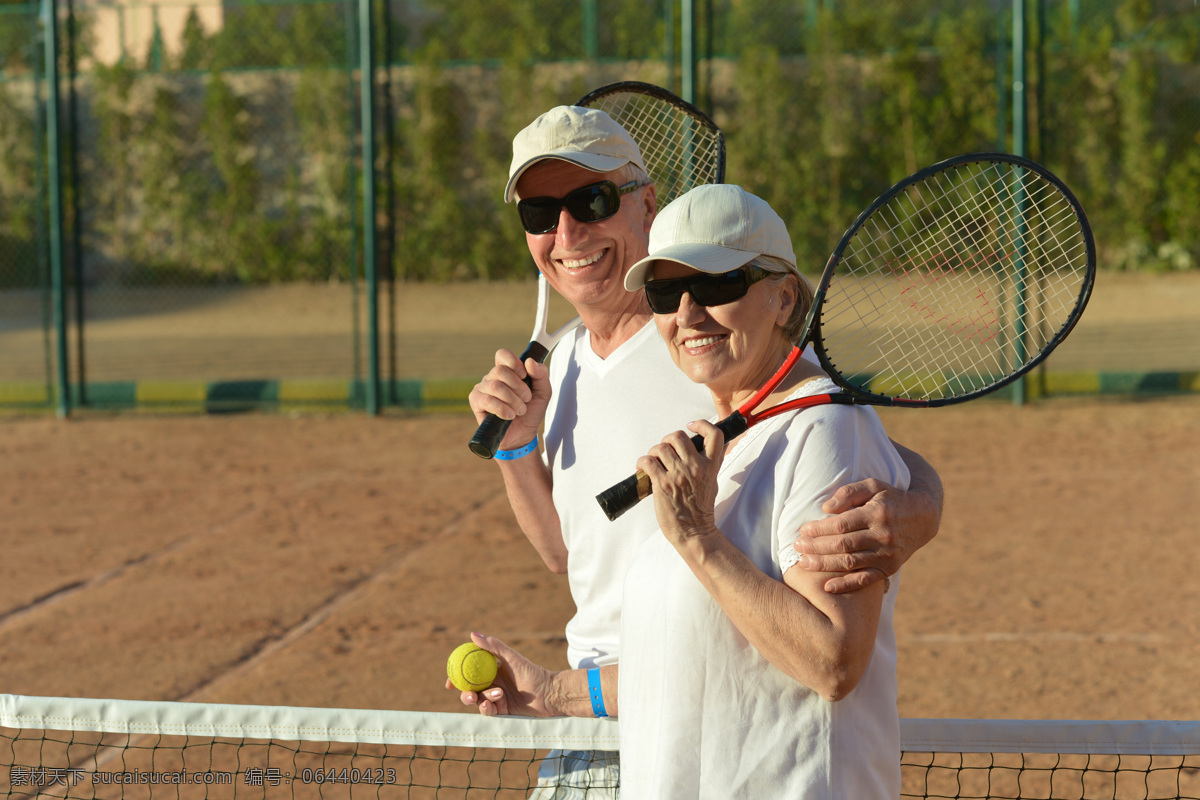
[618,377,911,799]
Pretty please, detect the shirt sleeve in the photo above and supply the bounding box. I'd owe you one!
[771,404,911,572]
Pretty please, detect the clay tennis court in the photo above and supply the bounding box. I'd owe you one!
[1,275,1198,724]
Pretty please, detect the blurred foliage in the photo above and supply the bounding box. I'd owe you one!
[0,77,41,289]
[0,0,1198,289]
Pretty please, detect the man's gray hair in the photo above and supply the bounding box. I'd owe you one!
[512,161,651,202]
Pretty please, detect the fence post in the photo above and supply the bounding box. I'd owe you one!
[1011,0,1028,406]
[380,1,397,408]
[42,0,69,418]
[359,0,380,415]
[66,0,86,407]
[681,0,695,104]
[663,0,675,94]
[994,1,1007,150]
[583,0,598,60]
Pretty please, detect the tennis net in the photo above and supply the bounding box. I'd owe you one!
[4,693,1199,799]
[901,718,1200,799]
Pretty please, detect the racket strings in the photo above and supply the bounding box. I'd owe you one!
[820,160,1091,402]
[837,199,1075,390]
[584,93,722,206]
[860,194,1013,373]
[907,174,1085,359]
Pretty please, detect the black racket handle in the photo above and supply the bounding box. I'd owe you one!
[595,414,749,522]
[468,341,551,460]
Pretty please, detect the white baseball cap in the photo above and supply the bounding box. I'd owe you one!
[505,106,649,203]
[624,184,798,290]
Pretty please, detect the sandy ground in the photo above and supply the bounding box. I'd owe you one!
[1,393,1198,723]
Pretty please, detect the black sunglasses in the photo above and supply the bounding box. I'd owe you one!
[643,266,771,314]
[517,180,644,235]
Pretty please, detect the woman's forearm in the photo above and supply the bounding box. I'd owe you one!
[674,529,883,702]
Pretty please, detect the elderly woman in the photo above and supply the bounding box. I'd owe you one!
[617,184,910,798]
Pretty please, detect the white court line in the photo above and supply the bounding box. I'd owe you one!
[0,504,262,632]
[178,488,507,702]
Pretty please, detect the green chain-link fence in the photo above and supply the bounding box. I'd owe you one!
[0,1,52,410]
[2,0,1198,414]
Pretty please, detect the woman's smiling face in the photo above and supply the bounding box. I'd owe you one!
[651,261,797,407]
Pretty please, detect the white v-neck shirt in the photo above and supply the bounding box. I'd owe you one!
[542,320,715,669]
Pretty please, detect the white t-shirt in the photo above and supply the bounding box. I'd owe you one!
[542,320,715,669]
[618,377,910,799]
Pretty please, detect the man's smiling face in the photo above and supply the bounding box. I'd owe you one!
[516,159,656,318]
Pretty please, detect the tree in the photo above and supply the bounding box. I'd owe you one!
[178,7,211,71]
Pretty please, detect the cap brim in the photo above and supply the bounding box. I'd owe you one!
[504,153,633,202]
[624,243,760,291]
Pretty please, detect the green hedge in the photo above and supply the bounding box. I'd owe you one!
[0,0,1197,289]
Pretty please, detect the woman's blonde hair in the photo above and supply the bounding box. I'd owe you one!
[750,255,814,345]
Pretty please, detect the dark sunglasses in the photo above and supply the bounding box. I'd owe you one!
[643,265,771,314]
[517,180,644,235]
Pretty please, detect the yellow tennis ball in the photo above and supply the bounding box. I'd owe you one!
[447,642,499,692]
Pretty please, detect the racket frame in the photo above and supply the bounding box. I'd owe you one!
[596,152,1096,520]
[810,151,1096,408]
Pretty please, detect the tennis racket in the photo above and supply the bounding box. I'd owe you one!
[468,82,726,459]
[596,152,1096,520]
[468,276,581,458]
[576,81,726,206]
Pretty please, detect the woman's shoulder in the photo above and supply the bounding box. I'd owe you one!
[758,377,898,461]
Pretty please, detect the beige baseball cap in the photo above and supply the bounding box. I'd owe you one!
[624,184,798,290]
[504,106,648,203]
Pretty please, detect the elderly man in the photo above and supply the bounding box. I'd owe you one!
[459,104,942,794]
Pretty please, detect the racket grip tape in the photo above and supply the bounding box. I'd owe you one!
[469,415,514,459]
[467,341,553,460]
[595,470,652,522]
[595,413,750,522]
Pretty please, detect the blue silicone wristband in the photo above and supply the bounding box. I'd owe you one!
[587,667,608,718]
[494,435,538,461]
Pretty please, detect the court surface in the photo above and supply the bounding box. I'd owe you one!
[1,393,1198,721]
